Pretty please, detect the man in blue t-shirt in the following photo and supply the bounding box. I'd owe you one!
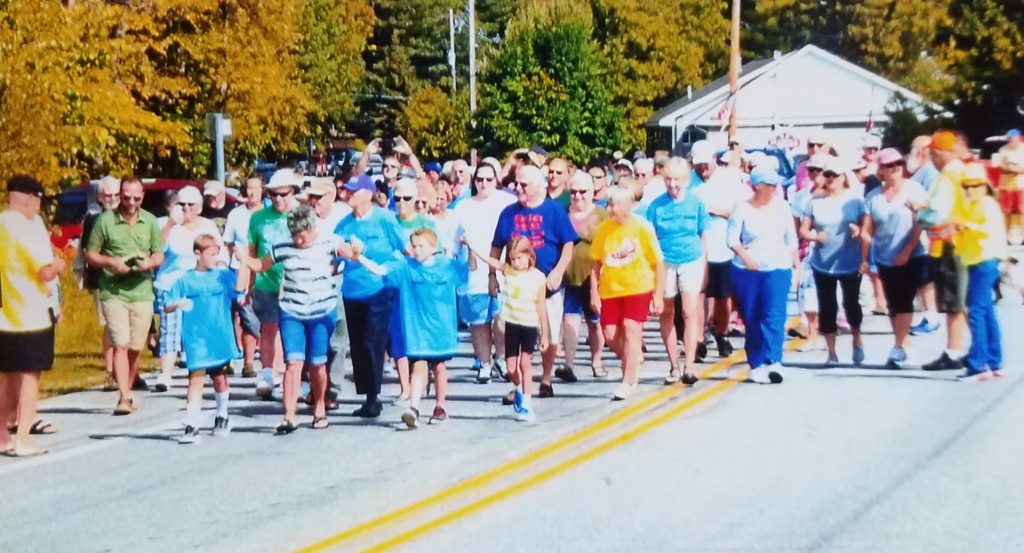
[491,165,578,399]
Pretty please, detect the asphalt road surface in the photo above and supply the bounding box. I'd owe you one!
[3,287,1023,553]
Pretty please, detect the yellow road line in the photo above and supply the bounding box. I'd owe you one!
[363,377,740,552]
[295,356,742,553]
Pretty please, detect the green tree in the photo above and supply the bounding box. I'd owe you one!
[401,86,470,160]
[476,5,625,162]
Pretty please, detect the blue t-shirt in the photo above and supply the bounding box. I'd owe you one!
[807,192,866,275]
[865,181,928,266]
[334,207,406,300]
[167,268,241,371]
[491,199,579,275]
[646,192,709,265]
[383,255,469,358]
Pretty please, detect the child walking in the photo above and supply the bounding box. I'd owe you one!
[465,236,549,422]
[163,234,241,444]
[354,228,468,428]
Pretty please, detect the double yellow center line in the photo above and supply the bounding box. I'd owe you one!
[297,336,802,552]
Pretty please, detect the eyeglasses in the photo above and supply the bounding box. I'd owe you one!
[121,195,143,202]
[475,176,495,183]
[569,189,589,196]
[511,181,530,190]
[268,190,293,198]
[808,142,823,148]
[395,196,415,203]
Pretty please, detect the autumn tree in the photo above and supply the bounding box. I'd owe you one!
[401,86,470,160]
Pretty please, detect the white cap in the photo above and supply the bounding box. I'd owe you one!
[863,134,882,149]
[177,185,203,204]
[807,130,827,144]
[266,169,301,190]
[203,180,225,196]
[689,140,714,164]
[615,158,634,172]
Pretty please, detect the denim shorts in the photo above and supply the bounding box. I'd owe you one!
[458,293,501,326]
[279,312,336,365]
[563,284,599,323]
[252,290,281,325]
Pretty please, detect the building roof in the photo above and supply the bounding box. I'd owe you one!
[647,57,777,124]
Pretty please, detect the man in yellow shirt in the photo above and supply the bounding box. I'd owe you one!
[0,176,67,457]
[915,131,968,371]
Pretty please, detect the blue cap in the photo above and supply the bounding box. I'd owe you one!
[1008,129,1021,139]
[424,161,443,174]
[343,173,376,193]
[749,167,783,186]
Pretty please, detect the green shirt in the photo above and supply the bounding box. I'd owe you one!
[86,209,164,302]
[247,207,290,294]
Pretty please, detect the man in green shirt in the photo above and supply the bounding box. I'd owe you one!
[247,169,299,399]
[85,177,164,415]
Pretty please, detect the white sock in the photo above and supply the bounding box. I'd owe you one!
[215,391,229,418]
[925,311,938,323]
[185,400,202,428]
[521,394,532,409]
[945,348,963,358]
[260,367,273,383]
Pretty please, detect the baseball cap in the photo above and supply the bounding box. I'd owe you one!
[203,180,225,196]
[962,163,990,185]
[177,185,203,204]
[615,158,634,173]
[806,130,827,145]
[930,131,957,152]
[851,158,868,171]
[862,134,882,149]
[7,175,44,198]
[877,148,904,165]
[308,178,334,197]
[823,157,849,175]
[806,154,829,170]
[266,169,301,190]
[749,167,783,186]
[689,140,714,165]
[424,161,443,174]
[343,173,375,194]
[1008,129,1022,139]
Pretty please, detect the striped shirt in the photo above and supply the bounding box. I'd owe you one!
[270,234,342,320]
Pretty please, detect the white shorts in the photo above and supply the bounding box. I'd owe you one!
[664,259,706,298]
[546,290,564,344]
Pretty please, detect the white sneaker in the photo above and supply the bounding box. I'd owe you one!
[154,372,173,393]
[889,347,908,363]
[401,406,420,429]
[515,406,536,422]
[749,366,771,384]
[212,416,231,437]
[179,425,201,444]
[765,363,784,384]
[612,382,634,400]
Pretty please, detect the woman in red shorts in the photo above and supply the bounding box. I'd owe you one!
[589,186,665,401]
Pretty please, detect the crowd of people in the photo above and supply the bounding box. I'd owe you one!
[0,127,1020,453]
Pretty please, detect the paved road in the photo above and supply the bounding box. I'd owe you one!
[3,287,1023,553]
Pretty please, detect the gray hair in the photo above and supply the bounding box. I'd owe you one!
[287,204,319,235]
[606,185,635,206]
[98,176,121,194]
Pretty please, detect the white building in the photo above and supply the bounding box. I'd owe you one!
[646,44,939,159]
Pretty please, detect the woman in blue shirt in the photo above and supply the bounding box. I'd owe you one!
[728,167,798,384]
[799,158,868,368]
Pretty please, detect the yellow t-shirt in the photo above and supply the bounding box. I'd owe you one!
[590,217,663,299]
[959,196,1007,266]
[500,267,546,328]
[0,210,56,332]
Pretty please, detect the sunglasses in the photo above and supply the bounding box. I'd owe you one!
[475,176,495,183]
[808,142,824,148]
[808,167,823,173]
[511,181,530,189]
[268,190,293,198]
[569,189,589,196]
[880,162,903,170]
[307,193,325,201]
[395,196,415,202]
[823,172,840,179]
[121,195,143,202]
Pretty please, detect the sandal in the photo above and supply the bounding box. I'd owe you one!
[664,368,681,385]
[2,446,48,458]
[591,363,609,379]
[28,419,58,435]
[275,420,298,435]
[311,416,329,430]
[681,371,699,386]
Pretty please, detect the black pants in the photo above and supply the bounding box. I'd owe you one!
[344,288,396,398]
[813,271,862,334]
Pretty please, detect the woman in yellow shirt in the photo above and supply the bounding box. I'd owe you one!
[589,186,664,400]
[958,163,1007,381]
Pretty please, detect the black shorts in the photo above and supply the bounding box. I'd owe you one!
[932,243,967,314]
[407,356,451,366]
[878,257,928,314]
[704,261,733,299]
[504,322,539,357]
[0,327,55,372]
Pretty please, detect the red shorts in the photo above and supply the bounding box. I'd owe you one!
[600,292,653,326]
[999,189,1022,214]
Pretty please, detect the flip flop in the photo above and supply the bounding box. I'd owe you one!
[3,446,47,458]
[28,419,58,435]
[311,416,329,430]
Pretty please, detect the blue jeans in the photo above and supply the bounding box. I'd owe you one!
[965,259,1002,372]
[732,267,791,369]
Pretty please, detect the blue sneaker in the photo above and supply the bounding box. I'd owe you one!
[472,358,483,370]
[512,390,524,414]
[910,319,940,335]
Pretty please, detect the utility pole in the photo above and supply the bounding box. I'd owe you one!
[468,0,477,163]
[449,9,457,95]
[728,0,741,138]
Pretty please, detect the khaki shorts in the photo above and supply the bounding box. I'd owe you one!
[664,258,707,298]
[93,290,107,327]
[101,298,154,351]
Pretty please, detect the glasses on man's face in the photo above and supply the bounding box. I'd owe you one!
[307,193,325,201]
[808,142,823,149]
[475,176,495,183]
[512,181,530,190]
[569,189,589,197]
[268,190,293,198]
[121,195,143,203]
[395,196,415,203]
[880,162,902,170]
[178,202,198,208]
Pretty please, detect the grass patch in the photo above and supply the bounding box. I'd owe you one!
[46,252,154,399]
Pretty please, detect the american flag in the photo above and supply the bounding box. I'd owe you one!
[716,94,735,131]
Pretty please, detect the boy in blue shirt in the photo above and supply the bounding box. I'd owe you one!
[164,234,241,444]
[354,228,469,428]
